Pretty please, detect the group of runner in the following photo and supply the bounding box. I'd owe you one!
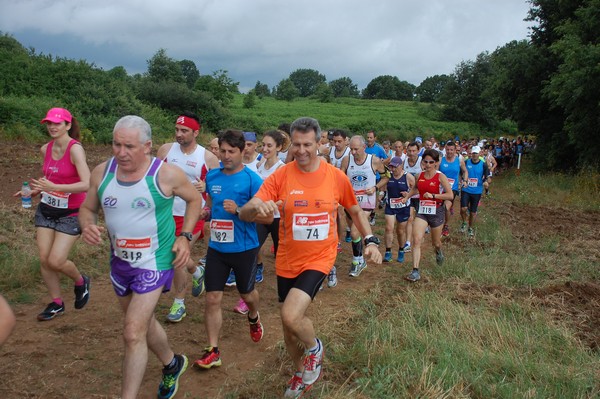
[9,106,511,398]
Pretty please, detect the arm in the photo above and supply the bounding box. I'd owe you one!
[340,155,349,175]
[372,156,389,193]
[79,163,106,246]
[238,196,278,223]
[346,204,382,264]
[459,158,468,188]
[156,143,172,161]
[204,150,220,170]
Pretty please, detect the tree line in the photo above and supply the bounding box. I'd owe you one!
[0,0,598,171]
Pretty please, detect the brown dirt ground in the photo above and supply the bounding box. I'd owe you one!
[0,141,598,398]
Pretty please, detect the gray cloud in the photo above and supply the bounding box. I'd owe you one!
[0,0,532,91]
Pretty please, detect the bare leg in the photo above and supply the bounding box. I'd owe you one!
[204,291,223,347]
[280,288,315,372]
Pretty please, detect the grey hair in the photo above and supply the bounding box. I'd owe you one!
[113,115,152,143]
[350,135,366,147]
[290,117,321,142]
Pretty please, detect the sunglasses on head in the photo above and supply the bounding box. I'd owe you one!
[422,160,436,164]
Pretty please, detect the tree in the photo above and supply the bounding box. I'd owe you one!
[329,77,359,97]
[254,81,270,98]
[146,49,184,83]
[288,68,326,97]
[273,78,299,101]
[314,83,333,103]
[243,90,257,108]
[415,74,453,103]
[194,69,239,107]
[362,75,415,100]
[178,59,200,89]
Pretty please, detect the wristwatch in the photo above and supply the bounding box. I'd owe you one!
[179,232,193,241]
[235,207,241,215]
[364,235,380,247]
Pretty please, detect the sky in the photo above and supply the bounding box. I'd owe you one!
[0,0,533,93]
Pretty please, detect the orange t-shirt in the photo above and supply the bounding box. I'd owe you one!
[255,159,358,278]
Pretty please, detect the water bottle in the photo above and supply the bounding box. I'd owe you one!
[21,181,32,209]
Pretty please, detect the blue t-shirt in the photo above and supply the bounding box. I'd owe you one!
[206,166,263,253]
[439,156,461,191]
[365,143,388,160]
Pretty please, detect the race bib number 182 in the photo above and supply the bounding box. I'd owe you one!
[210,219,235,243]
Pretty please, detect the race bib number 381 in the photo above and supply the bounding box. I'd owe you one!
[41,191,70,209]
[293,212,330,241]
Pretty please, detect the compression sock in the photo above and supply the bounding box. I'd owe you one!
[351,237,363,257]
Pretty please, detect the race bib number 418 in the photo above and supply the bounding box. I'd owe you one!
[293,212,330,241]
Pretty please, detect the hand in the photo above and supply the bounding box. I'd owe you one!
[81,224,105,245]
[256,200,279,217]
[172,237,191,269]
[364,245,383,264]
[30,177,55,192]
[223,199,238,215]
[193,180,206,193]
[365,186,376,195]
[423,192,433,199]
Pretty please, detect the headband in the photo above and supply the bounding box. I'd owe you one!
[176,116,200,131]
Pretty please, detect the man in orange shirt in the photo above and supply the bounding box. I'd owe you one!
[239,117,382,398]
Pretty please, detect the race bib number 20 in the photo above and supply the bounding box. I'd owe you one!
[293,213,330,241]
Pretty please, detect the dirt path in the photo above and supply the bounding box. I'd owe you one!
[0,141,598,398]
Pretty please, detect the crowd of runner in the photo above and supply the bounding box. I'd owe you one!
[3,107,529,399]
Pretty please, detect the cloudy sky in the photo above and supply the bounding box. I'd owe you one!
[0,0,533,92]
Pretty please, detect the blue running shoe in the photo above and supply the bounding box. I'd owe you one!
[397,250,405,263]
[225,269,236,287]
[158,354,188,399]
[383,251,392,262]
[255,263,264,283]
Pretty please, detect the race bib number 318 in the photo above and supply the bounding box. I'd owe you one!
[292,212,330,241]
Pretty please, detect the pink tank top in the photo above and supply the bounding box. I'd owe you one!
[42,139,86,210]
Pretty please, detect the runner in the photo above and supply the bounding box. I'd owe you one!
[402,141,423,253]
[239,116,382,398]
[242,131,262,172]
[193,129,269,370]
[400,149,454,282]
[14,107,91,321]
[341,135,388,277]
[364,131,388,225]
[157,112,220,323]
[438,140,468,237]
[79,115,201,399]
[329,129,352,247]
[460,146,489,237]
[483,145,497,195]
[383,156,415,263]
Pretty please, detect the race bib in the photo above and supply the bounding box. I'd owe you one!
[41,191,70,209]
[354,189,373,209]
[468,178,478,188]
[390,197,408,209]
[418,200,437,215]
[447,178,455,187]
[292,212,329,241]
[114,237,151,263]
[210,219,234,243]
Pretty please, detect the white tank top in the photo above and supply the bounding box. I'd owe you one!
[347,154,377,210]
[257,158,284,180]
[165,143,207,216]
[404,156,422,199]
[243,153,263,173]
[329,146,350,169]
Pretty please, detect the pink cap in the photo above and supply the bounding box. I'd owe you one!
[41,108,72,124]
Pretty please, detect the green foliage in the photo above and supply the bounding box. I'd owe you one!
[328,77,359,98]
[253,81,270,98]
[415,74,453,103]
[243,90,257,109]
[288,68,326,97]
[314,82,333,103]
[194,69,239,107]
[146,48,185,83]
[362,75,415,101]
[178,59,200,89]
[273,78,299,101]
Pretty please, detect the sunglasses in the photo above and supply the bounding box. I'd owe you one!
[422,160,436,164]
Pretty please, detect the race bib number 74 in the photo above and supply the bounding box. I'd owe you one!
[293,212,330,241]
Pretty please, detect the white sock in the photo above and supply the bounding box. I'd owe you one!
[192,267,203,279]
[406,241,411,246]
[174,298,185,306]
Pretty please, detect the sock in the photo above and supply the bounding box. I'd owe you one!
[386,247,391,252]
[405,241,411,247]
[309,339,321,353]
[52,298,63,306]
[211,346,219,353]
[164,355,178,371]
[174,298,185,306]
[192,267,203,279]
[75,276,84,286]
[256,262,263,269]
[351,237,363,257]
[346,227,351,233]
[248,313,259,324]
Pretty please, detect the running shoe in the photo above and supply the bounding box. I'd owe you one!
[344,230,352,243]
[383,250,392,262]
[37,302,65,321]
[403,243,411,253]
[327,266,337,288]
[74,274,90,309]
[405,268,421,282]
[369,212,376,226]
[193,347,221,369]
[284,372,309,398]
[468,228,475,238]
[397,250,405,263]
[442,224,450,237]
[233,298,249,315]
[249,313,264,342]
[302,338,324,385]
[349,259,367,277]
[166,302,186,323]
[337,242,342,254]
[459,222,467,233]
[225,270,236,287]
[255,263,264,283]
[157,354,188,399]
[191,266,205,297]
[436,249,445,265]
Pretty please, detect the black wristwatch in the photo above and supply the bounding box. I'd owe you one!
[364,235,380,247]
[179,232,193,241]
